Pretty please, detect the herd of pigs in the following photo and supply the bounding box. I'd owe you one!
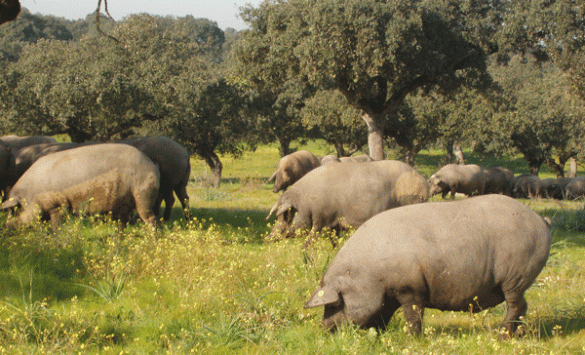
[0,138,570,337]
[0,135,191,230]
[263,150,558,337]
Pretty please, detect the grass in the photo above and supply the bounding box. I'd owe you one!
[1,141,585,354]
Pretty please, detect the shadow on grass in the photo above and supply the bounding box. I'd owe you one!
[219,176,273,186]
[392,307,585,340]
[191,176,274,189]
[535,308,585,339]
[164,206,272,244]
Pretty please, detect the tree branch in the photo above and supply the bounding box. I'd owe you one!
[96,0,120,43]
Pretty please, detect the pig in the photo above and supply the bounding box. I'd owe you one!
[267,160,429,245]
[512,174,542,199]
[305,194,551,337]
[1,143,160,230]
[428,164,486,199]
[18,169,159,231]
[268,150,321,193]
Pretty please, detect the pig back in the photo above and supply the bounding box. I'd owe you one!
[293,160,429,227]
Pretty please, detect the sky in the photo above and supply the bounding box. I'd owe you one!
[21,0,263,31]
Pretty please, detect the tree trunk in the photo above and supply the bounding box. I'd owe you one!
[528,162,541,176]
[347,145,360,157]
[569,157,578,178]
[443,140,454,165]
[403,148,417,166]
[453,144,465,165]
[546,157,565,178]
[67,128,93,143]
[361,112,384,161]
[278,139,291,157]
[334,143,347,157]
[200,149,223,188]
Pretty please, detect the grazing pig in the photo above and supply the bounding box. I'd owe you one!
[268,150,321,193]
[513,174,542,199]
[305,195,551,337]
[428,164,486,199]
[482,166,514,196]
[565,176,585,200]
[1,143,160,229]
[121,136,191,220]
[266,160,429,244]
[541,177,572,200]
[10,137,192,221]
[15,169,159,230]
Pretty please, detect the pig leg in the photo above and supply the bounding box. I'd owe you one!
[500,294,527,338]
[156,180,173,221]
[153,194,163,218]
[397,293,425,334]
[175,184,190,220]
[322,302,347,331]
[162,190,175,221]
[362,297,401,330]
[48,208,65,232]
[134,198,158,231]
[175,169,191,220]
[303,215,328,249]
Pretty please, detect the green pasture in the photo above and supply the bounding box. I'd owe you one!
[1,142,585,354]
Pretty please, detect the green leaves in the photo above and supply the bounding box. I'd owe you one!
[483,54,583,173]
[233,0,494,159]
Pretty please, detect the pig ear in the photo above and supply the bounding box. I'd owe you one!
[266,200,292,220]
[305,285,340,308]
[275,201,292,216]
[266,201,279,220]
[0,198,19,210]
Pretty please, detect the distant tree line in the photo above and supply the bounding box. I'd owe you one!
[0,1,584,184]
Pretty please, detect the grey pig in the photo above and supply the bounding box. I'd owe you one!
[305,194,551,337]
[267,160,429,245]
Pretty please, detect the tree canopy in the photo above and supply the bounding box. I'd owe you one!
[234,0,497,160]
[0,13,253,186]
[2,0,585,176]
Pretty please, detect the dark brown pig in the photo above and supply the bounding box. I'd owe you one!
[121,136,191,220]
